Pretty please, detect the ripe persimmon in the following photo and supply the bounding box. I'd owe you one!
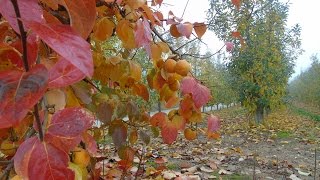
[72,147,90,168]
[164,59,176,73]
[184,128,197,141]
[175,60,191,76]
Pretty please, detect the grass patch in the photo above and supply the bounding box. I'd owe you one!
[289,105,320,121]
[276,131,292,138]
[166,162,179,170]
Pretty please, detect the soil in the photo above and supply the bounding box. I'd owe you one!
[148,106,320,180]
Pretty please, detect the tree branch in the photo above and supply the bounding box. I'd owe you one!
[10,0,28,71]
[174,38,198,52]
[181,44,226,59]
[152,28,180,58]
[0,160,14,180]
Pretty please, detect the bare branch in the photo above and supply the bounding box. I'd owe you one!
[181,44,226,59]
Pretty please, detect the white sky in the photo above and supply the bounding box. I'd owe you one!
[159,0,320,79]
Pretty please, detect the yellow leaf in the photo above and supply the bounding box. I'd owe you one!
[65,87,81,107]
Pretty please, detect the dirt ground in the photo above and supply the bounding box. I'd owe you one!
[99,106,320,180]
[143,106,320,180]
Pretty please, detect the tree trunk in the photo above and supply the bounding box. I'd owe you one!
[211,106,213,111]
[158,101,161,112]
[202,106,205,112]
[216,104,219,110]
[265,106,271,116]
[255,105,264,124]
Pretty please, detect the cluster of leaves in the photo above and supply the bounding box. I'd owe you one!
[289,54,320,107]
[207,0,302,123]
[0,0,227,179]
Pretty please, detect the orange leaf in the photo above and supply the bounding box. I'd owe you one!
[170,24,182,38]
[116,19,136,49]
[93,17,115,41]
[193,22,207,39]
[150,112,168,127]
[231,0,241,10]
[132,83,149,101]
[165,93,180,108]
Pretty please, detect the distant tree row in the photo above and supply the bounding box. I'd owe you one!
[289,55,320,107]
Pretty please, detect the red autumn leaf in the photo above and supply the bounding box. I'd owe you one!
[0,0,44,33]
[231,0,241,10]
[45,107,95,152]
[161,121,178,144]
[82,131,98,156]
[8,33,39,68]
[231,31,241,38]
[181,77,211,108]
[14,137,74,179]
[61,0,96,39]
[177,22,193,38]
[24,21,93,77]
[150,112,167,127]
[48,57,86,88]
[207,114,221,132]
[109,120,127,149]
[0,65,48,129]
[134,19,152,54]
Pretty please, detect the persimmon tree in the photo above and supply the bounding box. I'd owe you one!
[0,0,226,179]
[207,0,302,123]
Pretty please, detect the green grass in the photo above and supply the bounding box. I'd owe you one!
[166,162,179,170]
[289,105,320,121]
[276,131,292,138]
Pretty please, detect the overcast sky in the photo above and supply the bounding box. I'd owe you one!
[159,0,320,79]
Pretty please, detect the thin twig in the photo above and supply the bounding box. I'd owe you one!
[83,78,102,93]
[181,0,190,19]
[34,103,44,141]
[174,38,198,52]
[181,44,226,59]
[10,0,28,71]
[134,148,145,180]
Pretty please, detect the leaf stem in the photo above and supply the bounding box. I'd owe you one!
[10,0,29,72]
[34,103,44,141]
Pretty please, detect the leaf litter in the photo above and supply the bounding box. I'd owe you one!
[96,106,320,179]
